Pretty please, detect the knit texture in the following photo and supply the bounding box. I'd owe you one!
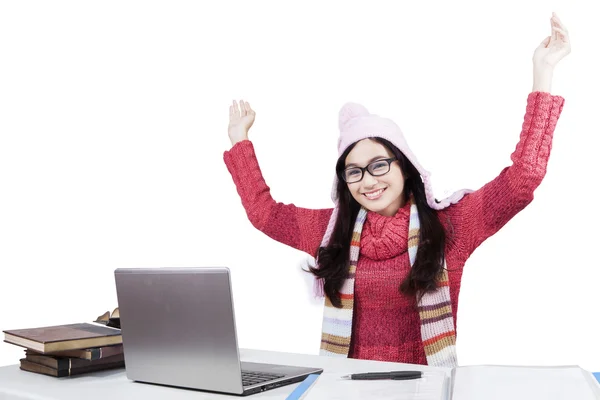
[319,197,457,367]
[349,203,426,363]
[223,91,565,365]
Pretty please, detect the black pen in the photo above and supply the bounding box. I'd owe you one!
[341,371,423,380]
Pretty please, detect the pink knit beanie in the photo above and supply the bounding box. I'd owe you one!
[313,102,472,297]
[332,102,471,207]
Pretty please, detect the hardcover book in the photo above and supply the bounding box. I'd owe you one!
[3,323,121,353]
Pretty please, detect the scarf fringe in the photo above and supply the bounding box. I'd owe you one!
[313,277,325,298]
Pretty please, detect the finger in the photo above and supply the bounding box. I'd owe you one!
[550,18,558,41]
[247,102,256,116]
[229,105,233,117]
[552,13,567,30]
[551,17,561,32]
[244,101,251,113]
[553,27,568,40]
[240,100,247,117]
[552,19,569,39]
[539,36,551,48]
[233,100,239,116]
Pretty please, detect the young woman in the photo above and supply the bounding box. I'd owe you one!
[223,13,570,367]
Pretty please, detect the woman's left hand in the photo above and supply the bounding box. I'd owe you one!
[533,12,571,71]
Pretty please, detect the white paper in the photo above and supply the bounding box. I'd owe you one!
[304,370,449,400]
[451,365,600,400]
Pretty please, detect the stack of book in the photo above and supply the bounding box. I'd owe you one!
[2,308,125,377]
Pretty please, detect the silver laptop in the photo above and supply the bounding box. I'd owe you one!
[114,267,323,396]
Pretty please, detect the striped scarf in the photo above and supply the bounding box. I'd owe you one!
[318,197,458,367]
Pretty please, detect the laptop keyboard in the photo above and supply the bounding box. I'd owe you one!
[241,370,285,387]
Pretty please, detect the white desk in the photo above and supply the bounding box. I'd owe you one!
[0,348,450,400]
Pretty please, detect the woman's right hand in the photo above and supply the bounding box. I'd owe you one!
[228,99,255,146]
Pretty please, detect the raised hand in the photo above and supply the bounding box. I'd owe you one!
[533,12,571,70]
[532,13,570,93]
[228,100,255,146]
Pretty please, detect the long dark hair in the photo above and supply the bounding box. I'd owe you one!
[309,138,446,308]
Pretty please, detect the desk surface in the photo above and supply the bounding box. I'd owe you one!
[0,348,450,400]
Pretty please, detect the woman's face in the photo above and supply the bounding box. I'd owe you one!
[343,139,405,216]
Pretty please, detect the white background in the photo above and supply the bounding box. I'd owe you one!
[1,0,599,371]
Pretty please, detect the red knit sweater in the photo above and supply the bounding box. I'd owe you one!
[223,92,565,365]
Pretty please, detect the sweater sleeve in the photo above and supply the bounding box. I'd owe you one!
[440,91,565,257]
[223,140,333,257]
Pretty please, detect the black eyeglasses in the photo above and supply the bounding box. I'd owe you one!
[341,157,398,183]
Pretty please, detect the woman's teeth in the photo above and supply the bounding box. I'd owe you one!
[364,188,385,200]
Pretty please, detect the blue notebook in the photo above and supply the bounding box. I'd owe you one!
[594,372,600,383]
